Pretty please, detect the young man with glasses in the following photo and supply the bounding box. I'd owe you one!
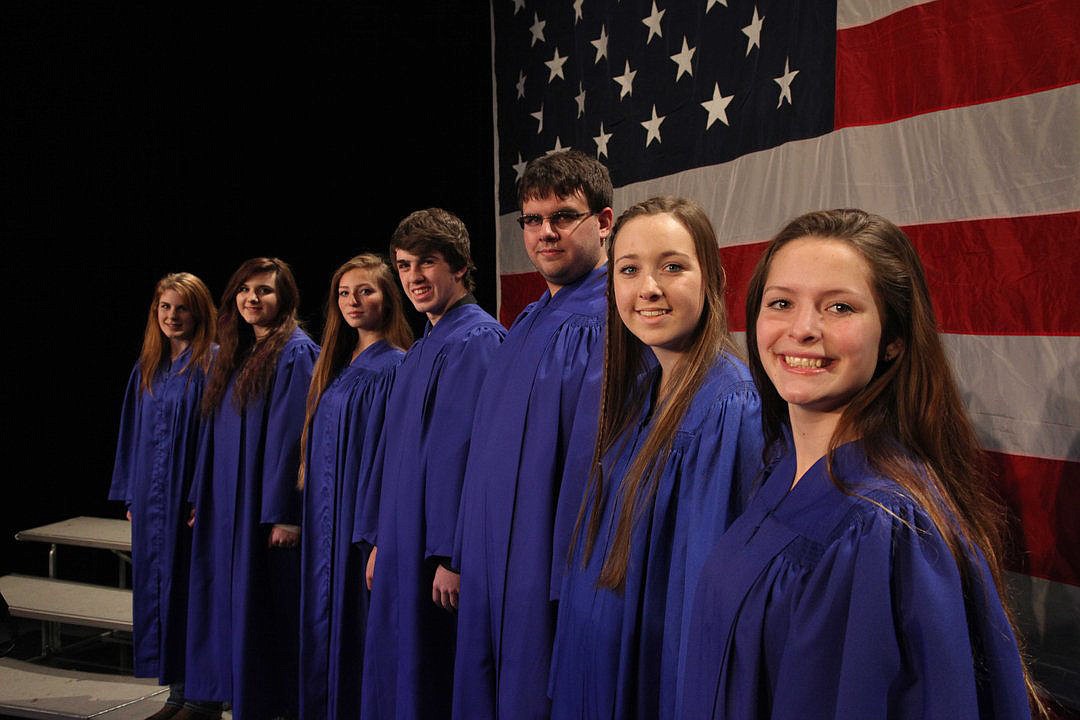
[453,150,614,720]
[361,208,506,720]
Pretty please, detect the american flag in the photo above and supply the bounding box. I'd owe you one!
[489,0,1079,709]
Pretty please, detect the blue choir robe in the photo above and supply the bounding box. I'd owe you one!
[108,348,210,684]
[299,340,403,720]
[185,328,318,719]
[680,441,1032,720]
[361,302,505,720]
[549,355,763,720]
[452,267,606,720]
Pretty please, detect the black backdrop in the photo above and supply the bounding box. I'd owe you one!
[2,1,497,580]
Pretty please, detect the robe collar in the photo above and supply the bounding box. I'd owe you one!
[422,293,479,338]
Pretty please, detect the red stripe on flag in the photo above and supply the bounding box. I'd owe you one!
[506,211,1080,334]
[718,212,1080,335]
[720,241,769,333]
[906,212,1080,336]
[498,271,549,327]
[992,451,1080,588]
[835,0,1080,128]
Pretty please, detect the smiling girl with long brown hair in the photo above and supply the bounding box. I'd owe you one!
[184,258,318,720]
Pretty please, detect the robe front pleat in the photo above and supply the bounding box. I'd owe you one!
[680,441,1032,720]
[109,347,211,684]
[185,328,318,719]
[299,340,402,720]
[361,304,505,720]
[549,355,763,720]
[453,267,606,720]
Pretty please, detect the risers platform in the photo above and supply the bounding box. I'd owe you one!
[0,658,165,720]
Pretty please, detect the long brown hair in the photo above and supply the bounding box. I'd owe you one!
[297,254,412,489]
[138,272,216,394]
[203,257,301,414]
[577,196,739,590]
[745,208,1048,717]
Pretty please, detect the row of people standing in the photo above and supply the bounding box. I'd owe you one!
[110,257,317,719]
[109,206,507,720]
[111,148,1043,720]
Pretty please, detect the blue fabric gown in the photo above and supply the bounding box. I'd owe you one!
[185,328,318,719]
[299,341,403,720]
[548,354,763,720]
[361,303,505,720]
[109,348,210,684]
[453,267,606,720]
[680,441,1031,719]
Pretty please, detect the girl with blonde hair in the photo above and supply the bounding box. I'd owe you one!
[109,272,216,719]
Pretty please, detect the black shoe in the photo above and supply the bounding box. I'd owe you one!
[143,705,183,720]
[170,706,223,720]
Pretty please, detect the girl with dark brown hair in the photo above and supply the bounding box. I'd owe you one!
[184,258,318,720]
[681,209,1045,719]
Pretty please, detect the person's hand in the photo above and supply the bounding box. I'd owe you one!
[125,510,132,522]
[432,565,460,612]
[366,546,378,591]
[186,508,195,528]
[269,525,300,548]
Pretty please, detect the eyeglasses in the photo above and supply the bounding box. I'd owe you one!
[516,210,595,230]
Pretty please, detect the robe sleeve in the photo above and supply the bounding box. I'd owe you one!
[679,382,763,575]
[771,500,1030,720]
[260,337,319,526]
[351,366,398,547]
[549,318,604,599]
[656,381,763,712]
[108,363,144,506]
[423,325,504,561]
[187,411,213,508]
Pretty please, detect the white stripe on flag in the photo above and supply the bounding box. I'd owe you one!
[941,334,1080,461]
[836,0,937,31]
[497,84,1079,275]
[728,333,1078,461]
[1006,571,1080,706]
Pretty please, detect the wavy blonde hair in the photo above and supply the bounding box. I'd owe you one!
[138,272,216,393]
